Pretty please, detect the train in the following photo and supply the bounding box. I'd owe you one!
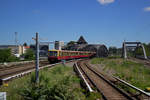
[48,50,96,63]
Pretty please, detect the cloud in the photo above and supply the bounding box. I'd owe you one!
[97,0,115,5]
[144,7,150,12]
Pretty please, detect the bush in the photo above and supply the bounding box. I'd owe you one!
[24,49,35,60]
[0,49,11,62]
[19,73,49,100]
[135,43,150,57]
[46,76,75,100]
[0,49,19,63]
[20,73,79,100]
[7,55,19,62]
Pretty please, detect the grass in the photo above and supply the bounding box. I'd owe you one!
[91,58,150,92]
[0,75,29,100]
[0,64,101,100]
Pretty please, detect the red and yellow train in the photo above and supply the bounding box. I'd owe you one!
[48,50,95,63]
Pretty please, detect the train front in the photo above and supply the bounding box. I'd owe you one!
[48,50,59,63]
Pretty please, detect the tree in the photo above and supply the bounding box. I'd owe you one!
[0,49,19,63]
[67,41,76,46]
[135,43,150,57]
[147,43,150,48]
[24,49,35,60]
[63,41,77,50]
[109,46,117,55]
[0,49,11,62]
[23,42,28,46]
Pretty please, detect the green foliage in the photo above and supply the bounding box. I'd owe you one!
[19,73,48,100]
[0,64,101,100]
[0,49,11,62]
[46,77,75,100]
[109,46,117,54]
[23,42,28,46]
[19,65,87,100]
[91,58,104,64]
[135,47,143,56]
[108,46,122,57]
[67,41,76,46]
[8,56,19,62]
[108,56,121,59]
[86,92,101,100]
[0,49,19,63]
[135,43,150,57]
[24,49,35,60]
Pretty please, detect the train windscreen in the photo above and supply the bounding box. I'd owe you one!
[49,51,57,56]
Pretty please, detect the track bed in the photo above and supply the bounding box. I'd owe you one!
[77,60,133,100]
[0,61,49,81]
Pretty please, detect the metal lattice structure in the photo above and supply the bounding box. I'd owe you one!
[122,41,147,59]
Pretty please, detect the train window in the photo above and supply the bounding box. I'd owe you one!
[65,52,67,56]
[68,52,69,56]
[70,52,72,56]
[62,52,67,56]
[66,52,68,56]
[73,52,75,56]
[63,52,65,56]
[49,51,57,56]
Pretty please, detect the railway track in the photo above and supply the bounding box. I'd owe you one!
[77,60,134,100]
[0,61,49,79]
[0,59,77,85]
[0,60,48,71]
[128,57,150,66]
[0,61,50,85]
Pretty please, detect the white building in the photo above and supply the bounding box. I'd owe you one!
[0,45,30,57]
[55,41,64,50]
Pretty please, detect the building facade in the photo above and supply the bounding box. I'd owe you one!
[63,36,108,57]
[0,45,29,57]
[55,41,65,50]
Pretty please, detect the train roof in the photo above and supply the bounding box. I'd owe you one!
[48,50,95,53]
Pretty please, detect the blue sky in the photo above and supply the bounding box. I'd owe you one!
[0,0,150,48]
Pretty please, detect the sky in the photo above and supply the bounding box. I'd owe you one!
[0,0,150,48]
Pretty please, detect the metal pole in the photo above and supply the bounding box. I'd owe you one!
[15,32,18,55]
[35,32,39,83]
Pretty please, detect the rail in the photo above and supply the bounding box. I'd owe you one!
[114,76,150,97]
[77,60,150,99]
[0,59,79,85]
[0,63,59,85]
[74,63,93,92]
[0,60,47,67]
[79,61,134,100]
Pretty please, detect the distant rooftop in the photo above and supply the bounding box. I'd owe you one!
[77,36,88,44]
